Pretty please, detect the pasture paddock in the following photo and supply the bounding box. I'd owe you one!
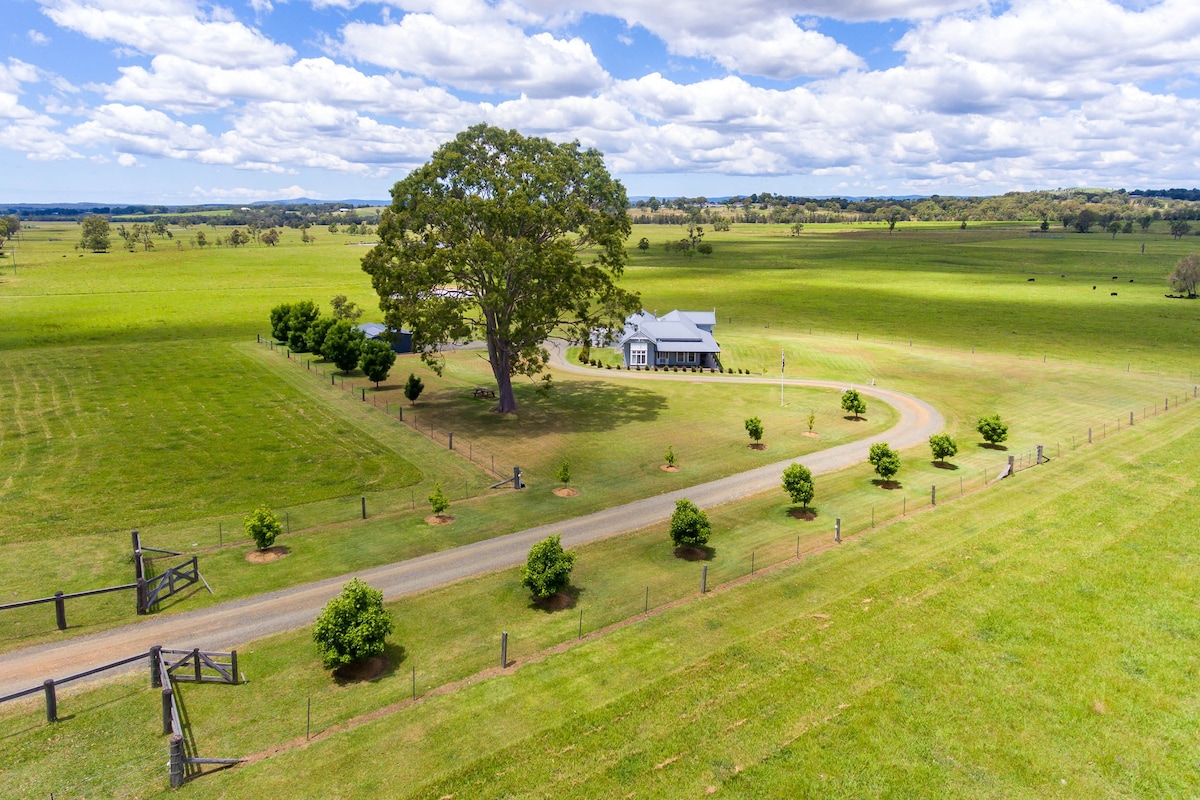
[2,388,1197,798]
[1,222,1195,650]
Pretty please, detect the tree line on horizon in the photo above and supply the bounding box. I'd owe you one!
[630,187,1200,228]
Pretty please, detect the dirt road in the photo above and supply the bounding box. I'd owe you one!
[0,369,941,699]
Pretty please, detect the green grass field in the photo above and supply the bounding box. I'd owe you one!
[2,382,1196,799]
[1,218,1198,796]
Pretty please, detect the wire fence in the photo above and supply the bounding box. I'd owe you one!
[290,381,1200,750]
[258,336,509,478]
[9,382,1196,797]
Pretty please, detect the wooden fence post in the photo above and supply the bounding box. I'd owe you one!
[500,632,508,668]
[230,650,239,684]
[169,735,185,788]
[137,577,147,615]
[43,680,57,723]
[361,496,367,520]
[54,591,66,631]
[150,646,162,687]
[193,648,202,683]
[835,517,841,543]
[162,687,174,734]
[701,565,708,594]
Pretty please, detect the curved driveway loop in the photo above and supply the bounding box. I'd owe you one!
[0,363,941,697]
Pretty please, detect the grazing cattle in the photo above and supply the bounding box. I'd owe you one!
[1111,292,1118,296]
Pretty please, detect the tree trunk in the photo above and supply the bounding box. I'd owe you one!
[485,328,519,414]
[493,367,518,413]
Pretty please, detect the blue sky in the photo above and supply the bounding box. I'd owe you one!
[2,0,1198,203]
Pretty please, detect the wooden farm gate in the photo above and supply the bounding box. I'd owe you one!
[151,646,245,787]
[133,531,211,614]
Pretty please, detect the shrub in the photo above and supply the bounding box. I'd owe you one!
[841,388,867,419]
[556,460,570,484]
[323,320,365,373]
[745,416,764,444]
[664,445,677,467]
[359,339,396,387]
[269,302,293,342]
[286,300,320,352]
[428,483,449,515]
[312,578,394,669]
[868,442,901,482]
[976,414,1009,445]
[244,505,281,550]
[403,373,424,405]
[520,535,576,599]
[929,433,959,463]
[669,498,711,548]
[781,463,815,509]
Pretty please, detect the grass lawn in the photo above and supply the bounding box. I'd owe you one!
[2,377,1196,799]
[625,222,1200,376]
[2,221,1195,653]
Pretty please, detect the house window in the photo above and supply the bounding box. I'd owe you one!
[686,352,697,363]
[656,353,668,365]
[630,343,648,366]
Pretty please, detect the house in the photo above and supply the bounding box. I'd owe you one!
[355,323,413,354]
[617,309,720,368]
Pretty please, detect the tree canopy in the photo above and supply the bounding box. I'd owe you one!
[520,535,576,599]
[312,578,394,670]
[781,463,815,510]
[669,498,711,549]
[243,506,281,551]
[841,388,867,420]
[79,214,111,252]
[1169,254,1200,297]
[362,124,639,413]
[359,338,396,387]
[929,433,959,464]
[323,320,365,373]
[976,414,1009,445]
[868,442,901,482]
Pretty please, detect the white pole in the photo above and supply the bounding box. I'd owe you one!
[780,349,785,407]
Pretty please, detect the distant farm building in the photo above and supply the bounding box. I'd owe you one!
[618,310,720,369]
[355,323,413,354]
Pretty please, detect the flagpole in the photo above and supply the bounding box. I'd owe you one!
[780,348,785,407]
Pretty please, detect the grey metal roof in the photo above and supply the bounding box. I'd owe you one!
[619,309,720,353]
[356,323,388,338]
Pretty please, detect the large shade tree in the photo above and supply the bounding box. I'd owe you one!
[362,124,639,413]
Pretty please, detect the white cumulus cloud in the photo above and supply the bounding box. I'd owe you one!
[337,14,609,97]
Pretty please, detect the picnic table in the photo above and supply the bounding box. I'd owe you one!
[473,387,497,399]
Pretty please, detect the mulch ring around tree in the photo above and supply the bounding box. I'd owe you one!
[553,487,579,497]
[673,545,712,561]
[788,508,817,521]
[749,442,768,450]
[245,546,290,563]
[660,465,680,472]
[802,431,820,438]
[333,656,389,683]
[532,591,576,611]
[425,514,455,525]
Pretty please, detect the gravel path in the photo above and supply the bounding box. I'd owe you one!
[0,359,941,699]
